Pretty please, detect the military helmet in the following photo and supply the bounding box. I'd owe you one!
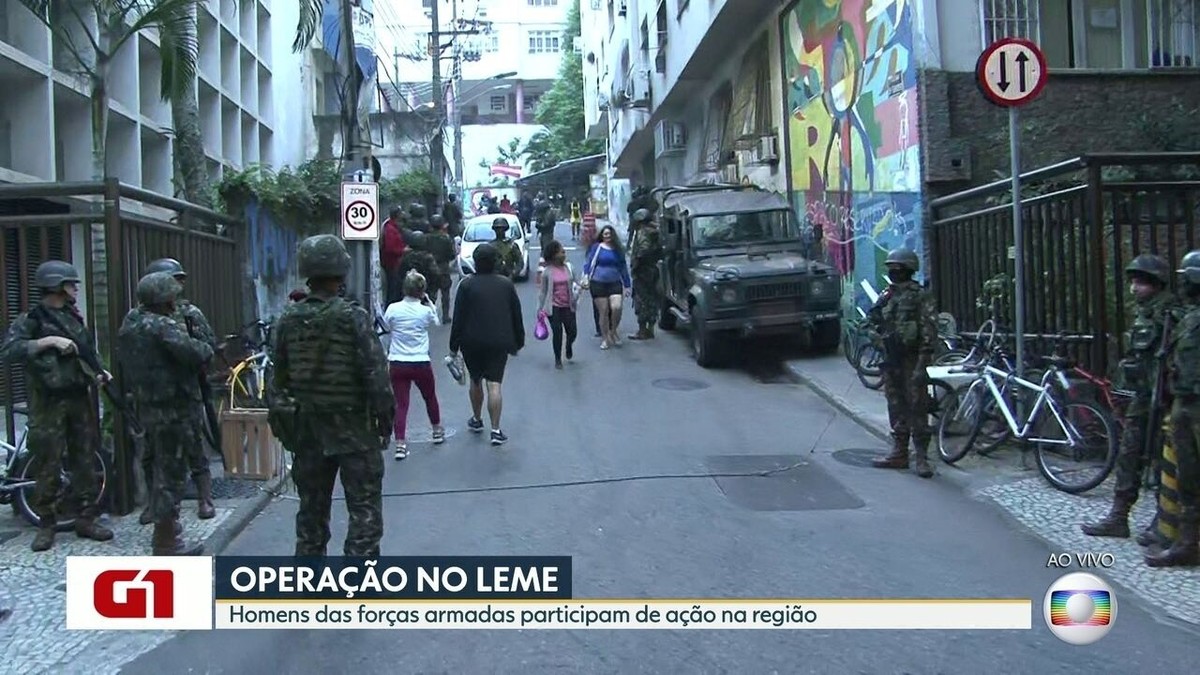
[34,260,82,291]
[297,234,352,279]
[632,208,651,224]
[429,214,446,229]
[145,257,186,279]
[1178,250,1200,285]
[406,231,427,249]
[1125,253,1170,285]
[492,218,509,231]
[136,271,182,306]
[884,247,920,272]
[408,202,426,218]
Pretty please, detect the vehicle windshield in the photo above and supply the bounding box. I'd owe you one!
[689,210,799,248]
[463,220,519,242]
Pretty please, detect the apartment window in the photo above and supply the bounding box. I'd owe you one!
[528,0,559,5]
[523,94,541,111]
[422,0,431,6]
[655,1,668,72]
[981,0,1042,45]
[490,95,508,112]
[529,30,561,53]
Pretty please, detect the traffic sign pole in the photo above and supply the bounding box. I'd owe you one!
[1010,105,1025,382]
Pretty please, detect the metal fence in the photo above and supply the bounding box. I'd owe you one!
[930,153,1200,376]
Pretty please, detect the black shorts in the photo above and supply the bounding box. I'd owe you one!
[590,281,624,298]
[462,348,509,383]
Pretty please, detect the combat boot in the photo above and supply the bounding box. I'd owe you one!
[872,436,910,469]
[139,508,153,525]
[195,473,216,520]
[74,517,114,542]
[151,518,204,556]
[31,520,55,552]
[627,323,651,340]
[1080,501,1132,538]
[911,439,934,478]
[1144,509,1199,568]
[1137,520,1170,548]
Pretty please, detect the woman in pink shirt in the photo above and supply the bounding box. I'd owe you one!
[536,240,579,370]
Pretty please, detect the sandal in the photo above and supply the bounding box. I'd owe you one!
[394,442,408,461]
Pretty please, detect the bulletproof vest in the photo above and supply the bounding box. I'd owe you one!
[25,305,94,393]
[280,298,368,411]
[1119,293,1174,390]
[877,282,927,349]
[117,308,206,406]
[424,232,457,266]
[494,241,516,276]
[174,300,216,349]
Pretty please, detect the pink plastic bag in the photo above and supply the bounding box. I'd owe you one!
[534,311,550,341]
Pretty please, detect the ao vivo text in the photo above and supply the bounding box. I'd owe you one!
[1045,552,1116,569]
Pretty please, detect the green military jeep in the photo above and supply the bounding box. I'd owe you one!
[653,184,842,367]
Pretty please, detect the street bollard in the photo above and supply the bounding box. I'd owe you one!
[1154,413,1180,544]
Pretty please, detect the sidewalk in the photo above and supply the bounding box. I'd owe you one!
[785,354,1200,628]
[0,458,286,674]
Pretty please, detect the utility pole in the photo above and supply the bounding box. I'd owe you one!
[452,0,464,205]
[339,0,376,312]
[429,0,446,207]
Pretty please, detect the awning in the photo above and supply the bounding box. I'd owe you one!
[514,154,606,190]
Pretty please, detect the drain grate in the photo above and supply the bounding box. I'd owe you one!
[831,448,891,468]
[182,477,267,500]
[651,378,710,391]
[705,455,865,511]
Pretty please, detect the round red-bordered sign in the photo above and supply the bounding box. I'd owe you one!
[344,200,376,232]
[976,38,1048,108]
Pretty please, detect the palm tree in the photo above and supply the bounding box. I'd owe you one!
[293,0,324,52]
[169,3,208,205]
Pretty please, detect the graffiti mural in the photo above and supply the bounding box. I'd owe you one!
[781,0,924,311]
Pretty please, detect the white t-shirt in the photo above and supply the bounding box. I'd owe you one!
[384,297,440,362]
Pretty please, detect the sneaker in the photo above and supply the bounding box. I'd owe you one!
[394,442,408,461]
[555,361,564,370]
[600,341,610,350]
[490,429,508,446]
[565,343,573,360]
[467,417,484,433]
[432,427,445,444]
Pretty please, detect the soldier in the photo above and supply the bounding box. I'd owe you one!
[627,208,664,341]
[0,260,114,551]
[867,248,938,479]
[408,202,429,234]
[134,258,217,525]
[535,204,557,251]
[1082,254,1179,543]
[626,185,655,241]
[424,214,458,320]
[398,231,440,286]
[491,218,523,280]
[267,235,394,557]
[1145,250,1200,568]
[117,272,213,555]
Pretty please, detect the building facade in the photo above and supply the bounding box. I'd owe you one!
[0,0,309,194]
[584,0,1200,311]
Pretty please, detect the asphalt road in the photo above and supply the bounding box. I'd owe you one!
[122,227,1198,674]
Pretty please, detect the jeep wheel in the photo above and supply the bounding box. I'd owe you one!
[810,319,840,354]
[658,302,677,331]
[691,314,724,368]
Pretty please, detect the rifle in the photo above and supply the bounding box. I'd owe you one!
[33,305,145,438]
[185,315,227,471]
[1143,307,1175,480]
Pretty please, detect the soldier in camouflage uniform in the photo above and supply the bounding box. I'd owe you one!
[424,214,458,320]
[626,185,655,241]
[134,258,217,525]
[117,272,213,555]
[1082,254,1180,543]
[867,248,938,479]
[1145,250,1200,567]
[408,202,430,234]
[398,231,440,287]
[491,218,524,280]
[267,234,394,557]
[0,261,115,551]
[627,208,664,341]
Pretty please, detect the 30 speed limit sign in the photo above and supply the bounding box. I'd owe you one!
[340,181,379,240]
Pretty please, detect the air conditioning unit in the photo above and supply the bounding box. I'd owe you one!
[597,92,611,111]
[627,69,650,107]
[610,74,629,106]
[752,134,779,164]
[618,1,628,17]
[655,120,685,156]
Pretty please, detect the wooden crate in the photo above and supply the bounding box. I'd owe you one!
[220,408,284,480]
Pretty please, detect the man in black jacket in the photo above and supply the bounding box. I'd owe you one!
[449,244,524,446]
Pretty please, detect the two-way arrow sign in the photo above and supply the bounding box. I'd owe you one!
[977,38,1047,107]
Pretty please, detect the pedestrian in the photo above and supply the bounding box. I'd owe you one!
[267,234,394,557]
[518,193,534,234]
[128,258,218,524]
[627,208,664,341]
[444,193,464,238]
[866,248,938,479]
[1145,249,1200,568]
[569,198,583,240]
[491,217,523,280]
[0,260,114,551]
[383,270,444,460]
[381,206,408,305]
[449,243,525,446]
[1082,254,1180,544]
[537,240,579,369]
[408,202,430,233]
[117,272,214,555]
[536,204,557,251]
[582,225,632,350]
[424,214,458,320]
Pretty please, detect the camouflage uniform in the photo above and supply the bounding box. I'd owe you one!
[1083,254,1180,542]
[134,258,218,524]
[626,186,656,241]
[407,203,430,233]
[423,216,457,318]
[868,248,938,478]
[492,223,523,280]
[0,260,114,551]
[268,234,394,557]
[627,208,664,340]
[1145,250,1200,567]
[117,272,213,555]
[535,207,557,251]
[398,231,440,286]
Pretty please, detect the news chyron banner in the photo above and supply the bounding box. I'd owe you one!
[66,556,1033,631]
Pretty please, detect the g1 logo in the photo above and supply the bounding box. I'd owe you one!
[93,570,174,619]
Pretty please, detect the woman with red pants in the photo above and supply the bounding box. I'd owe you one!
[382,270,444,460]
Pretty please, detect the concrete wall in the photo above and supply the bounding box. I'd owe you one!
[781,0,924,314]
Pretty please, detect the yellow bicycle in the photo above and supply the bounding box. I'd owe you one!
[214,320,272,410]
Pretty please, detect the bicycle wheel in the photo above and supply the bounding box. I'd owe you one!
[934,350,972,366]
[15,449,109,531]
[1033,400,1119,494]
[937,379,988,464]
[854,343,884,390]
[927,380,956,423]
[230,361,268,409]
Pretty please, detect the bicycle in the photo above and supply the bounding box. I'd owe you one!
[937,356,1119,494]
[215,320,272,410]
[0,402,110,531]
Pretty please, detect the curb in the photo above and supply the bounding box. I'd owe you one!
[783,362,890,444]
[202,471,287,555]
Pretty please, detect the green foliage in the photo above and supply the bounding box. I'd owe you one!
[478,138,525,187]
[522,0,604,172]
[379,169,438,211]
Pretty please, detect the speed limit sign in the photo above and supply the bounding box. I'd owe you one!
[340,181,379,240]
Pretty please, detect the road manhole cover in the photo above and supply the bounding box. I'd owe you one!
[705,455,864,511]
[652,378,709,391]
[832,448,889,468]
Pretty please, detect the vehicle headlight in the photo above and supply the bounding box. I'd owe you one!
[811,281,827,296]
[719,287,738,304]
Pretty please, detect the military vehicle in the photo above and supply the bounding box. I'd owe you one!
[652,184,841,367]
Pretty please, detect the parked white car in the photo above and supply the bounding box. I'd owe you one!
[455,214,530,281]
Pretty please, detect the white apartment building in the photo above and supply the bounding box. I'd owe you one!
[0,0,308,195]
